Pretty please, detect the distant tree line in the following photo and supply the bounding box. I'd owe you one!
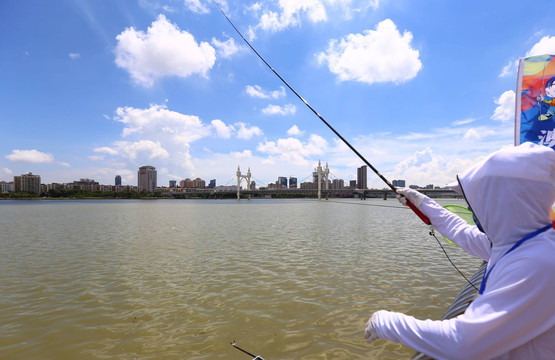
[1,189,166,199]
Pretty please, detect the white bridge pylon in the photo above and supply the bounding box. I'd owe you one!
[236,166,251,200]
[317,160,330,200]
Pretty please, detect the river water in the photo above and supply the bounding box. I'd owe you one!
[0,198,482,359]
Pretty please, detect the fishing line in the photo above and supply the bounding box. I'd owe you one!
[215,2,430,226]
[429,229,478,291]
[321,199,476,287]
[312,198,408,209]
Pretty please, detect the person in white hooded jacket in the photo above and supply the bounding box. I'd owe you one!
[364,142,555,359]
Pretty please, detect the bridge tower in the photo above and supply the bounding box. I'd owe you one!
[236,166,251,200]
[317,161,330,200]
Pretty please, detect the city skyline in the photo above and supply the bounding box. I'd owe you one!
[1,164,419,192]
[2,2,554,188]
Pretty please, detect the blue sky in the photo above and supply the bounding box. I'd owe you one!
[1,0,555,189]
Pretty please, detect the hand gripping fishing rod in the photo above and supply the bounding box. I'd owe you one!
[215,3,430,225]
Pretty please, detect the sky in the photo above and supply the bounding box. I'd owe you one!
[1,0,555,189]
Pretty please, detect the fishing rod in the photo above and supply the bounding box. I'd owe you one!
[215,3,430,225]
[231,341,265,360]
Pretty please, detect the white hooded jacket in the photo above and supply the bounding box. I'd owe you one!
[373,143,555,359]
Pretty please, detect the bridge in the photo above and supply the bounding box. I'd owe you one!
[169,188,459,200]
[166,163,460,200]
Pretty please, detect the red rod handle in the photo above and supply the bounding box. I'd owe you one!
[406,199,431,225]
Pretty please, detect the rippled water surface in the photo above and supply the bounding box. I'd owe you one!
[0,199,482,359]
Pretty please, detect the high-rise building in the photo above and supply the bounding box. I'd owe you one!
[14,173,41,194]
[289,177,297,189]
[208,179,216,188]
[349,180,356,189]
[138,166,157,193]
[392,179,406,187]
[357,165,367,190]
[115,175,122,186]
[277,176,287,188]
[169,180,177,187]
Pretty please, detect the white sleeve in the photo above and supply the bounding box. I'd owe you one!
[373,239,555,360]
[418,197,491,261]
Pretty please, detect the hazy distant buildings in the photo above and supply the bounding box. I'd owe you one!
[332,179,344,190]
[357,166,367,190]
[179,178,206,189]
[115,175,122,186]
[1,181,14,193]
[289,177,297,189]
[169,180,177,187]
[69,178,100,192]
[138,166,157,193]
[392,179,406,188]
[14,173,41,194]
[194,178,206,188]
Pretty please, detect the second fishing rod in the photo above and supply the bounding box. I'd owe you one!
[216,3,430,225]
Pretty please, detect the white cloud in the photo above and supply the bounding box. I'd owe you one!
[114,140,170,160]
[231,150,253,159]
[96,104,218,177]
[258,0,327,33]
[245,85,286,99]
[248,2,262,13]
[526,36,555,57]
[257,134,328,166]
[5,149,54,163]
[69,52,80,59]
[452,118,477,126]
[94,146,118,155]
[261,103,296,115]
[114,14,216,87]
[395,147,433,173]
[211,119,235,138]
[463,128,481,140]
[317,19,422,84]
[368,0,380,9]
[287,125,304,136]
[184,0,210,14]
[236,122,263,139]
[1,167,13,179]
[247,1,382,39]
[211,36,243,59]
[498,58,519,78]
[491,90,515,122]
[57,162,71,167]
[498,36,555,78]
[114,104,211,142]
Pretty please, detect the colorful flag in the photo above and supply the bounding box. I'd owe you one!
[515,54,555,148]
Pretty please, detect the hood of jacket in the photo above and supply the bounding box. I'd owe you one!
[457,142,555,262]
